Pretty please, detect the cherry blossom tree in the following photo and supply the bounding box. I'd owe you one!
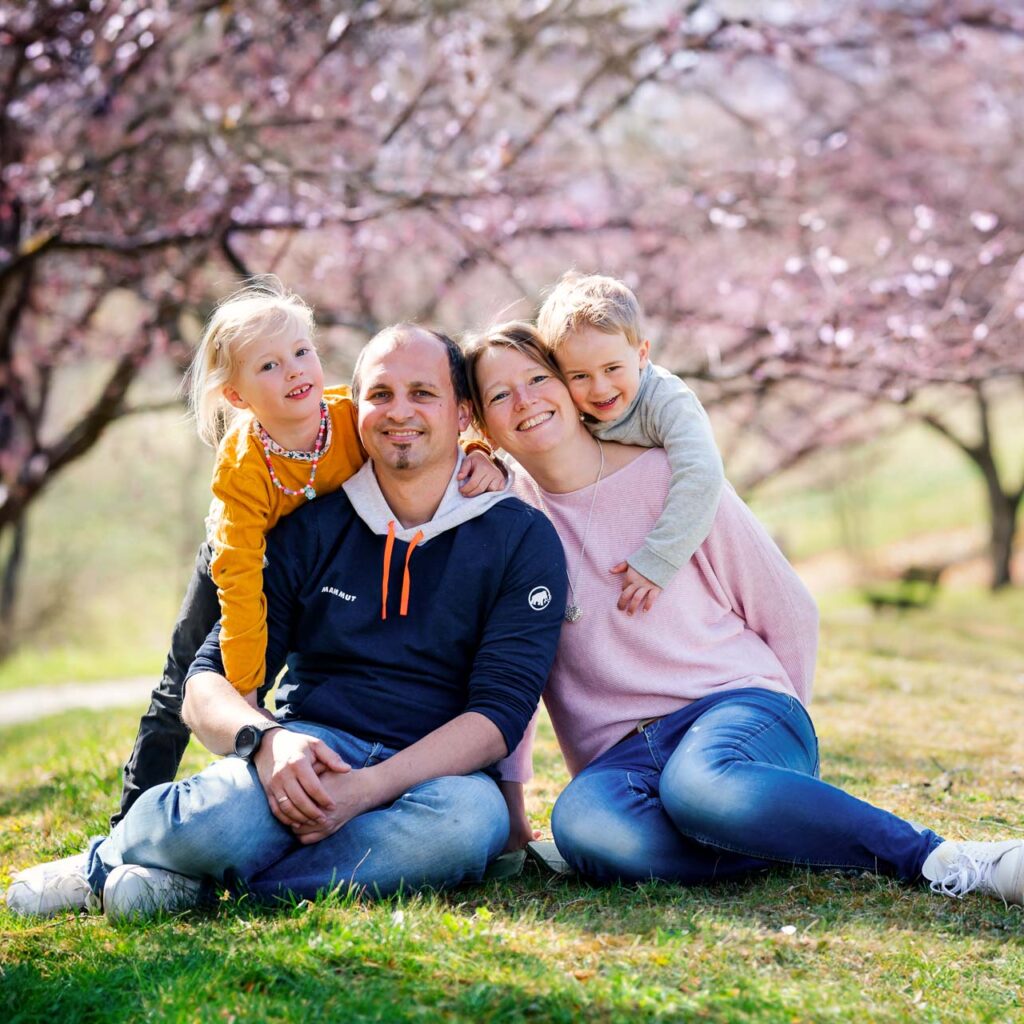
[0,0,700,630]
[2,0,1022,646]
[483,0,1024,586]
[667,2,1024,588]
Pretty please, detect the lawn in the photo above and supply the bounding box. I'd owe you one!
[3,590,1024,1023]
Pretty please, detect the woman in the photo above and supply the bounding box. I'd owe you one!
[465,322,1023,904]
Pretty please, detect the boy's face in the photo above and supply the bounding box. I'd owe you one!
[554,326,650,422]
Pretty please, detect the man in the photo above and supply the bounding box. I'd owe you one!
[7,325,566,919]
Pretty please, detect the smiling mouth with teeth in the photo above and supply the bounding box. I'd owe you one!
[518,411,553,431]
[286,384,312,398]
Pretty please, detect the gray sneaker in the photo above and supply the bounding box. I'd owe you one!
[922,839,1024,906]
[5,852,99,917]
[102,863,203,922]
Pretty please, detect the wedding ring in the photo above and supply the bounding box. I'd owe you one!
[277,795,291,804]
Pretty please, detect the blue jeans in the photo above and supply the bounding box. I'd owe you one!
[551,689,944,885]
[88,721,510,901]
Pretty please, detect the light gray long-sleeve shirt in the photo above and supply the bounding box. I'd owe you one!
[588,361,724,588]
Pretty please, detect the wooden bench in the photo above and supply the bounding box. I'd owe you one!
[863,564,946,612]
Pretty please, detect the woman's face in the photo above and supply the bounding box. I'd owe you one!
[474,345,580,459]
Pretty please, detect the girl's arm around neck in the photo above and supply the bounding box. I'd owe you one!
[209,447,277,695]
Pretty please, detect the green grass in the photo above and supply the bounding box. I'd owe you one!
[3,591,1024,1023]
[748,391,1023,563]
[0,641,161,693]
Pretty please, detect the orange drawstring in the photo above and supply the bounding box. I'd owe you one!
[381,521,396,620]
[400,531,424,616]
[381,523,423,619]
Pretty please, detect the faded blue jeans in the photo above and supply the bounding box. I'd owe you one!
[88,721,509,901]
[551,688,944,885]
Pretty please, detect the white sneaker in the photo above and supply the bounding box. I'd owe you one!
[922,839,1024,906]
[4,853,99,917]
[102,864,203,922]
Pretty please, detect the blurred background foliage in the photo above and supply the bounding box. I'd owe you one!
[0,0,1021,676]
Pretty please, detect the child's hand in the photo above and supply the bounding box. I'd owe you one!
[458,450,506,496]
[610,562,662,614]
[505,813,542,853]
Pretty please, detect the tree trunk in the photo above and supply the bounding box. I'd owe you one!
[919,387,1021,591]
[969,413,1021,591]
[988,487,1021,591]
[0,512,27,655]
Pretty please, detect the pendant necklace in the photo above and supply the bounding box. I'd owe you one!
[257,400,328,501]
[540,441,604,623]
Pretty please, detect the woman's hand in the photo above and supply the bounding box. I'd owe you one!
[610,562,662,614]
[458,449,507,496]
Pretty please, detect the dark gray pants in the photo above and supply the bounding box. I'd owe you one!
[112,541,218,827]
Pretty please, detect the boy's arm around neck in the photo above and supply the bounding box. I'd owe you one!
[591,364,725,588]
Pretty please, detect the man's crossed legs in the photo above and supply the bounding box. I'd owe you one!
[9,721,509,919]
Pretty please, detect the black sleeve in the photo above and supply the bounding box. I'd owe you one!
[464,510,567,756]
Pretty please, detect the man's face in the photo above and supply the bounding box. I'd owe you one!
[356,329,470,477]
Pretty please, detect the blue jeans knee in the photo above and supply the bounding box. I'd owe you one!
[89,753,293,893]
[658,691,818,844]
[247,770,510,901]
[551,769,655,882]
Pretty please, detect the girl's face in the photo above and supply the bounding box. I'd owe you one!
[223,326,325,439]
[474,345,580,460]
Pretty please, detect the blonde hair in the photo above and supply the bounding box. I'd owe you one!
[463,321,565,430]
[186,276,316,446]
[536,271,643,351]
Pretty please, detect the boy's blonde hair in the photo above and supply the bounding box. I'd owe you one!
[536,271,643,351]
[187,276,316,447]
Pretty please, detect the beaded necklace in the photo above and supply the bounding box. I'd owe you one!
[256,400,328,501]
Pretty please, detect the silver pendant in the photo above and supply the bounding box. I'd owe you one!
[303,485,317,501]
[564,604,582,623]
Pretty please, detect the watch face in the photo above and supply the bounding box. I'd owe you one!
[234,725,260,759]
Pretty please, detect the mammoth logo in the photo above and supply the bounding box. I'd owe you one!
[528,586,552,611]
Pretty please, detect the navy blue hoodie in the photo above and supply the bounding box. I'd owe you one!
[189,458,566,758]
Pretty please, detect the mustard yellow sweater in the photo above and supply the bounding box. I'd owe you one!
[209,386,366,694]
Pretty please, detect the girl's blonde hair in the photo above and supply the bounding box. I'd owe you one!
[187,276,316,447]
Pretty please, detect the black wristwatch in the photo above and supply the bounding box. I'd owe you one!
[233,722,283,761]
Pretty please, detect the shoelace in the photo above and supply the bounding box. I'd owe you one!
[929,850,995,899]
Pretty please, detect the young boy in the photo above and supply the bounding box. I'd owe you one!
[536,271,724,613]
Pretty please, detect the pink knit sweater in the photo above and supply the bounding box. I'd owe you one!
[500,448,819,781]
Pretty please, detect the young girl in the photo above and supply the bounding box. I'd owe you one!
[113,278,503,825]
